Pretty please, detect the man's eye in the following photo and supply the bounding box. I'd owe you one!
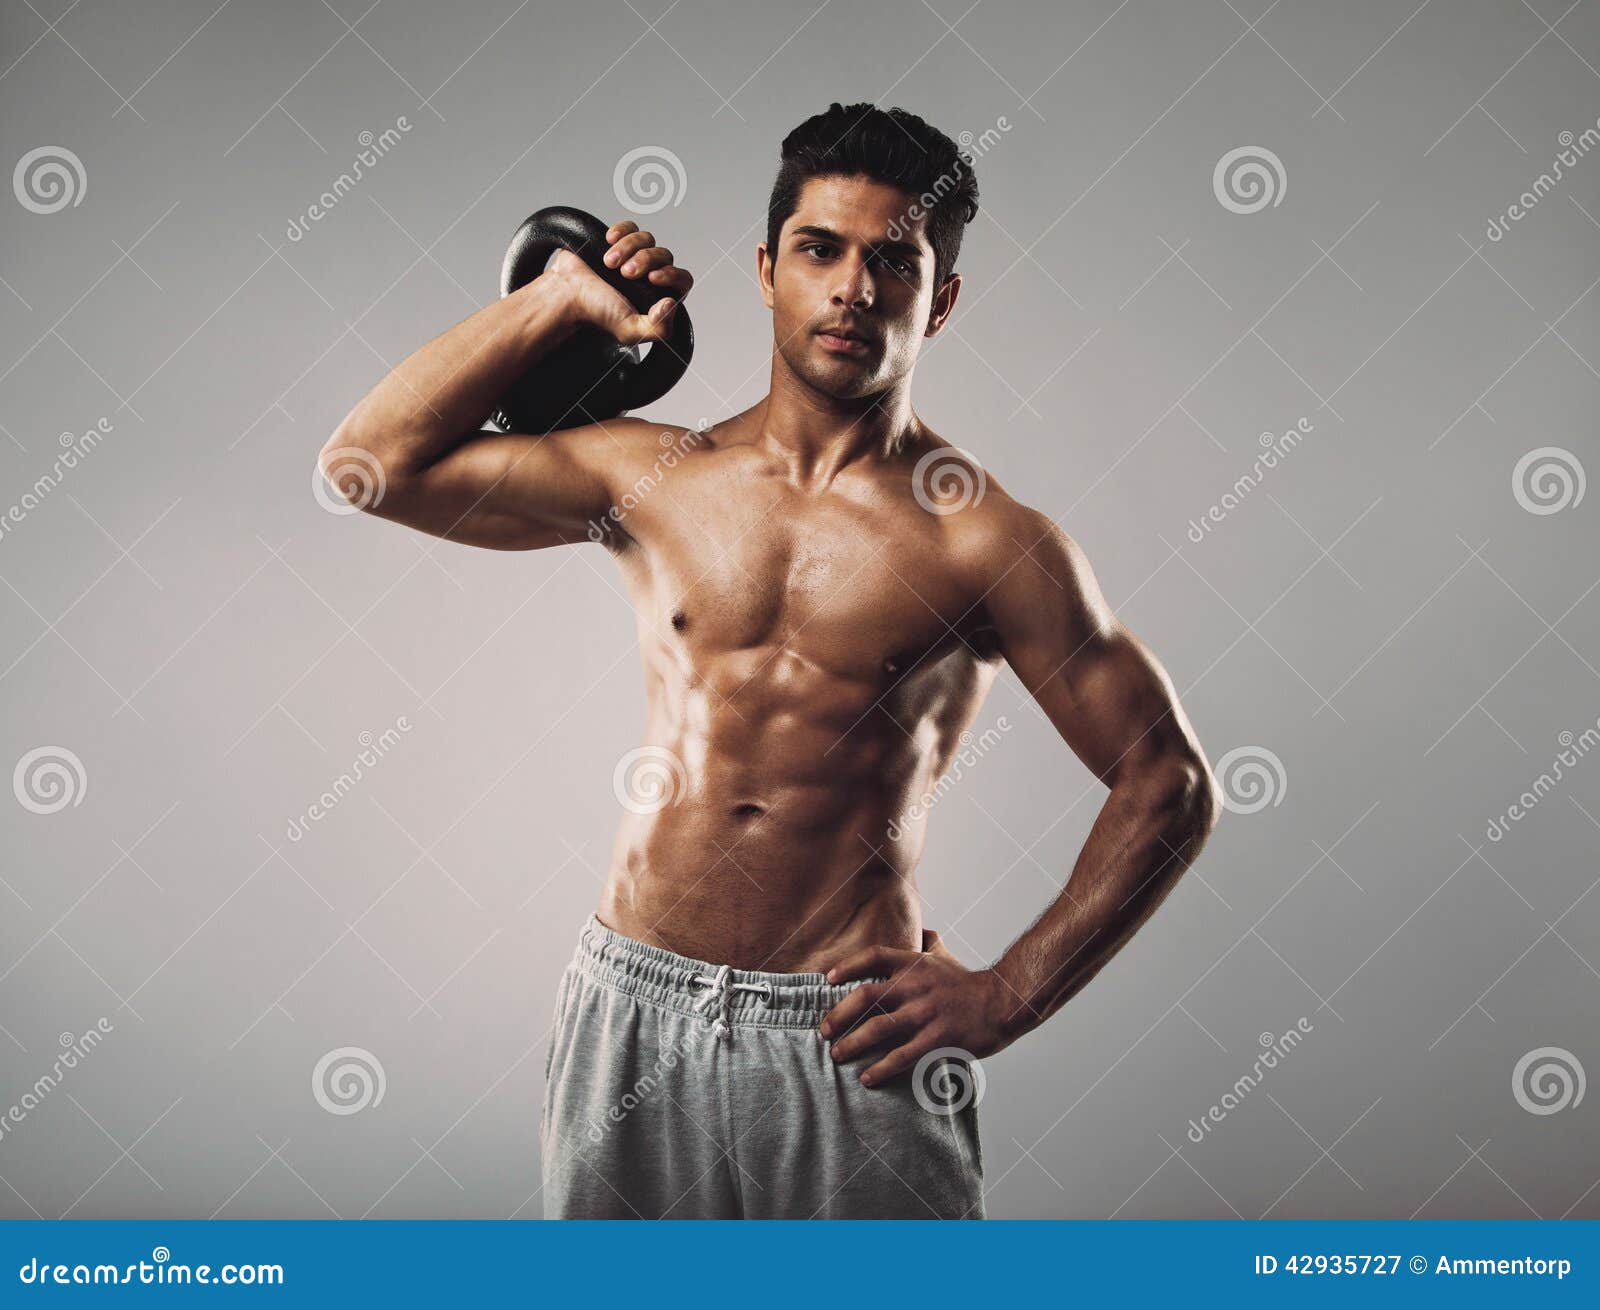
[802,243,833,259]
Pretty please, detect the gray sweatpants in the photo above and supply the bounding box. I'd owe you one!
[539,915,986,1219]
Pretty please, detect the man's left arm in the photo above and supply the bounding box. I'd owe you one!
[822,509,1221,1084]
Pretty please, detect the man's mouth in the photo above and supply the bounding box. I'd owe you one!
[816,325,873,354]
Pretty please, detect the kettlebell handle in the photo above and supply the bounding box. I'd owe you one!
[493,206,693,432]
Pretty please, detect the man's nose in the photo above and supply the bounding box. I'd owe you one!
[829,257,874,310]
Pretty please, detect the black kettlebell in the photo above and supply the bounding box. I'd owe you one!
[490,206,693,433]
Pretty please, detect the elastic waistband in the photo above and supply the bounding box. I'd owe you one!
[569,914,881,1030]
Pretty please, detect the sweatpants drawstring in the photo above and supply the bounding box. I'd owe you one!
[690,964,772,1040]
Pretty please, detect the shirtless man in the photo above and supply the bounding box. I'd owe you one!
[322,102,1220,1219]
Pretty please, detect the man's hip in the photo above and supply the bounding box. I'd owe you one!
[539,914,986,1219]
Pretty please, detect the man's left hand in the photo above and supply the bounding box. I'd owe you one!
[819,945,1019,1086]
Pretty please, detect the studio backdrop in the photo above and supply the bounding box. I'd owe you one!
[1,0,1596,1219]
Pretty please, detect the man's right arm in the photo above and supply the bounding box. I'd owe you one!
[318,222,689,550]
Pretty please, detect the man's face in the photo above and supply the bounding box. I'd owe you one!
[759,174,958,400]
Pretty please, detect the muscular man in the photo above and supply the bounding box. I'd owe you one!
[322,102,1220,1219]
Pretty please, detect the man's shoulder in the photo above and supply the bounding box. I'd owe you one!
[887,442,1090,604]
[888,440,1056,549]
[564,414,726,483]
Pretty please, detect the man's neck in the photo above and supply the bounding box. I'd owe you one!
[752,356,922,490]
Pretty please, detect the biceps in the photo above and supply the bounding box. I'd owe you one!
[367,431,610,550]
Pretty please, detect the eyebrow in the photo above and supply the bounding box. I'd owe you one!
[789,225,924,259]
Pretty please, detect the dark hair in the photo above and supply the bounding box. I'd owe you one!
[766,102,980,290]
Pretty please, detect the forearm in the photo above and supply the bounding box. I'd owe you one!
[326,274,577,474]
[989,761,1218,1040]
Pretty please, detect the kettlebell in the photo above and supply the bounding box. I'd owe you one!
[490,206,694,433]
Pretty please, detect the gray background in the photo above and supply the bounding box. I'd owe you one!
[1,0,1596,1220]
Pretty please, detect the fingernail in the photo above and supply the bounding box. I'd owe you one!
[860,1073,873,1086]
[819,1021,831,1038]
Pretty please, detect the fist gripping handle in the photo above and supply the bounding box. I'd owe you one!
[491,206,694,434]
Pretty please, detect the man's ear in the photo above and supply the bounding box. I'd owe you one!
[757,242,775,309]
[926,272,962,338]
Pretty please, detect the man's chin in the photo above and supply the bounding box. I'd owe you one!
[806,370,882,401]
[810,345,881,384]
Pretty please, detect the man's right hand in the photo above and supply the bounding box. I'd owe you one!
[547,220,693,347]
